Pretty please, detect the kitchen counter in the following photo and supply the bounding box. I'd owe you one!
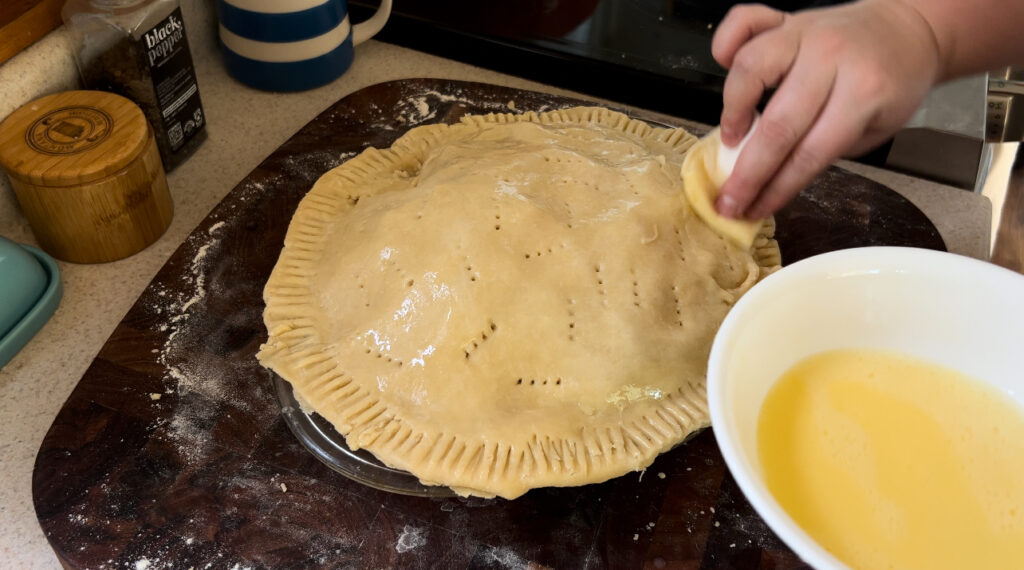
[0,2,991,568]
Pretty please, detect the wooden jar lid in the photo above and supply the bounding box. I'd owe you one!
[0,90,172,264]
[0,90,150,187]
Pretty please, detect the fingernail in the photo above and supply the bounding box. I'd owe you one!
[716,194,739,218]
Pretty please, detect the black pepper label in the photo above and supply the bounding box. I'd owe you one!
[26,106,113,155]
[140,7,204,153]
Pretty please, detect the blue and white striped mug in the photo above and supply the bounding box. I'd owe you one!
[216,0,392,91]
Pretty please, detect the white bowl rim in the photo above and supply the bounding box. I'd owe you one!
[707,246,1024,569]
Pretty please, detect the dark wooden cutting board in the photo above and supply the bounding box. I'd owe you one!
[32,79,944,570]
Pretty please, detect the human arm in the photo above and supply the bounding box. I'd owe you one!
[711,0,1024,220]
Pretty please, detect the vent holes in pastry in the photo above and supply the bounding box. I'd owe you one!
[514,377,565,387]
[672,285,684,327]
[567,299,577,341]
[406,279,414,287]
[672,226,687,262]
[463,320,496,360]
[464,260,479,283]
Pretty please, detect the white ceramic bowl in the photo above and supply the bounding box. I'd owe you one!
[707,246,1024,569]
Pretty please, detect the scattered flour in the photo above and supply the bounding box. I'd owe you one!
[476,546,528,570]
[384,87,538,129]
[151,221,232,465]
[394,525,428,553]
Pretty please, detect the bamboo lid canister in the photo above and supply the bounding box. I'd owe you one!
[0,90,172,264]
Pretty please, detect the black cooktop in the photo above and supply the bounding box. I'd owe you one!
[351,0,849,125]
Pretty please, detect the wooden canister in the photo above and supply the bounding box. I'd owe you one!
[0,90,173,263]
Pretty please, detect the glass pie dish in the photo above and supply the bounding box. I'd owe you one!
[272,371,456,497]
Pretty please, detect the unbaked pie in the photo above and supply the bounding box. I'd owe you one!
[258,107,780,498]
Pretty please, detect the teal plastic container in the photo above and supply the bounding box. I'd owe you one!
[0,236,62,369]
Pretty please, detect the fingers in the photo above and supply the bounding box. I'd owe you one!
[714,5,790,145]
[719,30,802,145]
[745,83,874,218]
[712,4,786,69]
[716,43,837,218]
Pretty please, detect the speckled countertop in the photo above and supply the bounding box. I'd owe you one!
[0,1,991,568]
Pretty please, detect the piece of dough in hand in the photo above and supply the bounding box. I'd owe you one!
[681,127,764,249]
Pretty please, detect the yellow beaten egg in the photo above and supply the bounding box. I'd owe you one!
[757,349,1024,569]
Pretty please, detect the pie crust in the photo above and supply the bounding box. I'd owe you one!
[258,107,781,499]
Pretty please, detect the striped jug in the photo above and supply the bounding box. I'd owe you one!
[217,0,392,91]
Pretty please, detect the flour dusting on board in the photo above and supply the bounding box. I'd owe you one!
[150,221,231,466]
[377,87,552,130]
[150,217,275,465]
[477,545,529,570]
[157,221,223,394]
[395,525,428,553]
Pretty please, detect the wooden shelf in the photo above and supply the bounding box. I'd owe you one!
[0,0,64,67]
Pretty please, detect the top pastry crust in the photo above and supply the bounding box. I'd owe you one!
[258,107,781,499]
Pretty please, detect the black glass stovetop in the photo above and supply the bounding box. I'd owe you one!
[351,0,849,126]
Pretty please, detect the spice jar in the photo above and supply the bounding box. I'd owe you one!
[62,0,207,171]
[0,90,173,264]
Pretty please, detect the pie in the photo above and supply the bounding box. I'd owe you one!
[258,107,781,499]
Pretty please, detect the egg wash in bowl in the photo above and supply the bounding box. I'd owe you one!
[708,247,1024,570]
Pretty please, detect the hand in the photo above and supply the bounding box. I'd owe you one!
[710,0,942,219]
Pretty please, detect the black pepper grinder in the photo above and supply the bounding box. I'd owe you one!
[62,0,207,172]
